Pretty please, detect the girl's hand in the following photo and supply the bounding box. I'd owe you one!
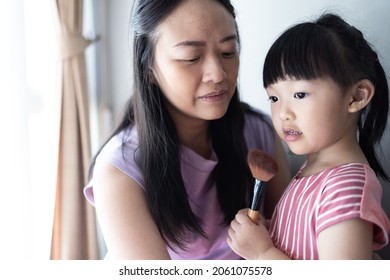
[227,209,274,260]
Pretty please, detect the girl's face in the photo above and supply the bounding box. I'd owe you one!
[151,0,239,123]
[266,78,357,157]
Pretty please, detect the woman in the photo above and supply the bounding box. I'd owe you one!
[85,0,290,259]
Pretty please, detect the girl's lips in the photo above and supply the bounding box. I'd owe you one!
[283,129,302,141]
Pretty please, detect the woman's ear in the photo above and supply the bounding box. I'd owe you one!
[148,65,159,84]
[348,79,375,113]
[149,68,157,84]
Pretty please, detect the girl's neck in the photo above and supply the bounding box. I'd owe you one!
[300,137,368,178]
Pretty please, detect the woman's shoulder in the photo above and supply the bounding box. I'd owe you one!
[242,102,275,154]
[85,125,144,205]
[242,102,272,121]
[96,126,138,164]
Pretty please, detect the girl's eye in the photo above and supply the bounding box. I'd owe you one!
[294,92,307,99]
[268,96,278,103]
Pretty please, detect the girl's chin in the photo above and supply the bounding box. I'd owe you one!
[285,145,308,156]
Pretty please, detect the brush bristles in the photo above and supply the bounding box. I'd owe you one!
[247,149,279,182]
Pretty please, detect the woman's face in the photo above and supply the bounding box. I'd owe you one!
[151,0,239,123]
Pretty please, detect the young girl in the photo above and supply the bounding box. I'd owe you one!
[83,0,290,259]
[227,13,390,260]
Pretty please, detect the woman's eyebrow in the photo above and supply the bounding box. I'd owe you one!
[173,40,206,47]
[173,34,237,48]
[220,34,237,43]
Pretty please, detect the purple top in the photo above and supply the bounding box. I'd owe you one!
[84,108,275,259]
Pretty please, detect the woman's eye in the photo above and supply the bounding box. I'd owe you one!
[294,92,307,99]
[183,57,200,63]
[222,51,236,58]
[268,96,278,103]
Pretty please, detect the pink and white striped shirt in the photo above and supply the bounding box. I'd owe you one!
[269,163,390,260]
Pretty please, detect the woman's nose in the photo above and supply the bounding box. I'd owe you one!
[202,57,226,83]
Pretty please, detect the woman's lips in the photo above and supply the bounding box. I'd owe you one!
[198,90,227,102]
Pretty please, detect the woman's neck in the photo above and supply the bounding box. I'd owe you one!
[174,117,212,159]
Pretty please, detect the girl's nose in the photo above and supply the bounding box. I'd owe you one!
[279,104,294,121]
[202,57,226,84]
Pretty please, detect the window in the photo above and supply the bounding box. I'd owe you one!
[0,0,59,259]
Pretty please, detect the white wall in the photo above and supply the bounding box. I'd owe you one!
[99,0,133,120]
[102,0,390,259]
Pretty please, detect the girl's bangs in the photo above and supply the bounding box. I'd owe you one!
[263,24,339,87]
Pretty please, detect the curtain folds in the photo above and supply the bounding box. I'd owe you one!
[51,0,98,260]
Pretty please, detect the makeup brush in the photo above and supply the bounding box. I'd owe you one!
[247,149,279,223]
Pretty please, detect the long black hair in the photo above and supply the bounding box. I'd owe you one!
[89,0,252,249]
[263,13,389,180]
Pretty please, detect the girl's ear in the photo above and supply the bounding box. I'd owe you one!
[348,79,375,113]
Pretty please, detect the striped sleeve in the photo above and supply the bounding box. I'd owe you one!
[316,165,365,235]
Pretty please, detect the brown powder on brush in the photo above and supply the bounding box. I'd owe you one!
[247,149,279,223]
[248,149,279,182]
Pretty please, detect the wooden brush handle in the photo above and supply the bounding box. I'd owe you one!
[248,209,259,224]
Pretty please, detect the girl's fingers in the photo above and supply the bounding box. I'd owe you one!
[228,224,235,236]
[235,212,252,224]
[238,208,249,214]
[226,235,232,246]
[230,217,239,231]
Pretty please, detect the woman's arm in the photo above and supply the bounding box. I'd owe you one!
[263,136,291,218]
[93,162,171,259]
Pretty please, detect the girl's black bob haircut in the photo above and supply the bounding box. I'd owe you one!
[263,13,389,180]
[264,15,359,88]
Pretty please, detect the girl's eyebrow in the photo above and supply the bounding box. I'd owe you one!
[173,34,237,47]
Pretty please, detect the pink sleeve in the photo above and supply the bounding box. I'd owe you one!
[316,166,390,250]
[360,166,390,249]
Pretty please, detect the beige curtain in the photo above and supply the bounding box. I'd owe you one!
[51,0,98,259]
